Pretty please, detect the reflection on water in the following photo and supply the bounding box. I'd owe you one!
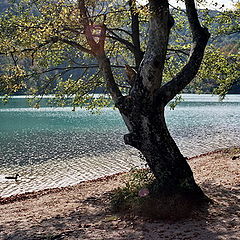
[0,94,240,197]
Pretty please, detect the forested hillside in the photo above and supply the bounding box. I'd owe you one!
[0,0,9,13]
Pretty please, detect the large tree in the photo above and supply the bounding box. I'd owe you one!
[0,0,239,203]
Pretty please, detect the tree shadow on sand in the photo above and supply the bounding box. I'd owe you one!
[0,182,239,240]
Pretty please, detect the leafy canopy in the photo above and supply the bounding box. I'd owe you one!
[0,0,239,107]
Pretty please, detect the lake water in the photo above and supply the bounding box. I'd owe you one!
[0,94,240,197]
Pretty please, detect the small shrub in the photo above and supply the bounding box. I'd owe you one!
[110,167,199,220]
[110,168,154,212]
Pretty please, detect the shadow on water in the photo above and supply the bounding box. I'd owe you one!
[0,183,239,240]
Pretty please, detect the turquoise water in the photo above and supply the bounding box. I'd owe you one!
[0,94,240,197]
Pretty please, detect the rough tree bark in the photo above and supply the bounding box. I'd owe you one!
[79,0,210,201]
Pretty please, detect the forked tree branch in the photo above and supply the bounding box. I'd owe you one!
[157,0,210,105]
[78,0,107,56]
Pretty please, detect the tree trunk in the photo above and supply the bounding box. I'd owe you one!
[119,100,206,201]
[92,0,211,204]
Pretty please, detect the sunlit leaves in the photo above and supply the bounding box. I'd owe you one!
[0,65,26,94]
[0,0,239,109]
[192,45,240,96]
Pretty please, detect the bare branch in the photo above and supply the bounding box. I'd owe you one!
[129,0,144,68]
[107,28,132,37]
[26,65,128,78]
[167,48,189,56]
[107,29,135,52]
[59,38,93,55]
[10,52,18,66]
[138,0,174,95]
[169,3,187,14]
[185,0,205,41]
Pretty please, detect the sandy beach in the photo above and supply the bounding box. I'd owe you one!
[0,148,239,240]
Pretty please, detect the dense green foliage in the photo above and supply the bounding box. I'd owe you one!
[0,0,239,107]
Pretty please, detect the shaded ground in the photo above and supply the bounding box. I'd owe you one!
[0,148,239,240]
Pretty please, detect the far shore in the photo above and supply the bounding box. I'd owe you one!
[0,147,239,240]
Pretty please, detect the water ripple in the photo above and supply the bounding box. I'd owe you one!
[0,95,240,197]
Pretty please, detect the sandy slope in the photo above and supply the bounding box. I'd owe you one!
[0,148,239,240]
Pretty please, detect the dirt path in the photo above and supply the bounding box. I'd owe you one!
[0,148,239,240]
